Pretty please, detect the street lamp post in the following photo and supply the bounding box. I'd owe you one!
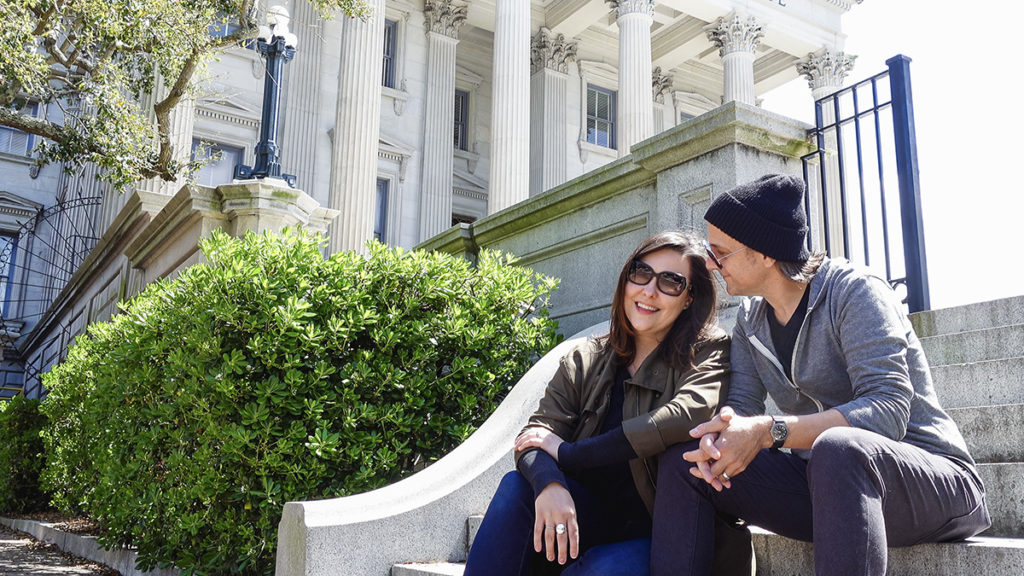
[234,5,298,187]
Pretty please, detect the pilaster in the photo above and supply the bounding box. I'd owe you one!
[530,28,578,196]
[328,0,386,254]
[705,12,763,106]
[419,0,466,241]
[488,0,531,214]
[280,0,325,192]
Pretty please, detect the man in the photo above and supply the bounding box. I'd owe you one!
[651,174,990,576]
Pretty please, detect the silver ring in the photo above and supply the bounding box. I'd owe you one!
[555,523,566,535]
[721,472,731,481]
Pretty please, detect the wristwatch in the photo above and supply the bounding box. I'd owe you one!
[770,416,789,450]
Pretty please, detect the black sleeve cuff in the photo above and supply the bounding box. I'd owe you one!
[557,426,637,471]
[517,448,568,497]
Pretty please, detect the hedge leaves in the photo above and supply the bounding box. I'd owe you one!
[41,229,560,575]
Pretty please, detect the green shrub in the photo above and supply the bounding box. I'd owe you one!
[41,228,559,575]
[0,396,50,513]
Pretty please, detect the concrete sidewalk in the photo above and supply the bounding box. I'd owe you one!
[0,523,118,576]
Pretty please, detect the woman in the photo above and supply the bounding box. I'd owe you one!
[464,231,748,576]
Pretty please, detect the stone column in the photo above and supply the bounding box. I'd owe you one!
[798,47,857,257]
[612,0,655,157]
[280,0,324,193]
[419,0,467,241]
[530,27,577,196]
[705,12,763,105]
[652,66,673,133]
[328,0,385,254]
[488,0,531,214]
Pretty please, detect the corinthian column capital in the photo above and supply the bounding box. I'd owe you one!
[705,12,764,56]
[607,0,654,19]
[424,0,468,38]
[652,66,673,103]
[531,27,578,74]
[797,48,857,93]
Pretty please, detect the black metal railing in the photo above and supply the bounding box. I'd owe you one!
[801,55,930,312]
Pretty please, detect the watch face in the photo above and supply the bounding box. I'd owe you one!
[771,420,788,441]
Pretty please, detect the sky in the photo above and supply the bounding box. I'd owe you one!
[759,0,1024,310]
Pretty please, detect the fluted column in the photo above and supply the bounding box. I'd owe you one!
[328,0,385,254]
[611,0,655,156]
[488,0,531,214]
[530,27,577,196]
[419,0,466,241]
[798,47,857,256]
[705,12,763,105]
[280,0,324,192]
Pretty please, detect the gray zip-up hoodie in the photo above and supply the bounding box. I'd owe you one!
[727,258,977,471]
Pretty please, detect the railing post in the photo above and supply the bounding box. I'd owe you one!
[887,54,930,312]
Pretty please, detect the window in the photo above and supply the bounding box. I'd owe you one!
[383,19,398,88]
[0,233,16,315]
[374,179,389,242]
[454,90,469,151]
[191,139,244,187]
[0,102,38,157]
[586,85,616,149]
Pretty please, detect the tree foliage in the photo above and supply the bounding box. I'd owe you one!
[40,228,561,575]
[0,0,368,188]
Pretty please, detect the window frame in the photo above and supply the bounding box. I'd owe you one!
[190,138,246,188]
[0,102,39,158]
[383,19,399,89]
[454,89,470,152]
[585,84,616,149]
[0,232,17,316]
[374,178,389,242]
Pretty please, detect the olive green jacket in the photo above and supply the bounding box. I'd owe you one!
[516,326,731,514]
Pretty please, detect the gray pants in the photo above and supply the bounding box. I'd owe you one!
[653,427,991,576]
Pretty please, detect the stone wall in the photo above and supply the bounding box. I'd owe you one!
[419,101,814,337]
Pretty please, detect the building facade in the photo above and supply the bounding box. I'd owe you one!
[0,0,861,397]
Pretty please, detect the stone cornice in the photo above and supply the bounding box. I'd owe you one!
[797,48,857,91]
[424,0,467,39]
[531,27,578,75]
[705,12,764,57]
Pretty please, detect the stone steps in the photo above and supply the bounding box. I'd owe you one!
[378,296,1024,576]
[910,295,1024,337]
[932,356,1024,408]
[750,528,1024,575]
[919,323,1024,367]
[949,404,1024,464]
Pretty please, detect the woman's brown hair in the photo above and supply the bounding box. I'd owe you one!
[606,230,717,369]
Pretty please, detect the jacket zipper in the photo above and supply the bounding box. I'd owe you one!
[747,334,825,413]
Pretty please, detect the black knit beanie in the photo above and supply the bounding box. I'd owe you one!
[704,174,810,262]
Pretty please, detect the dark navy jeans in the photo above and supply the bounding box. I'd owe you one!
[464,471,651,576]
[654,427,991,576]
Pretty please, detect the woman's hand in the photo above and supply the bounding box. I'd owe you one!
[515,427,566,462]
[533,482,579,564]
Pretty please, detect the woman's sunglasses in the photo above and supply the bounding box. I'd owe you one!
[627,260,689,297]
